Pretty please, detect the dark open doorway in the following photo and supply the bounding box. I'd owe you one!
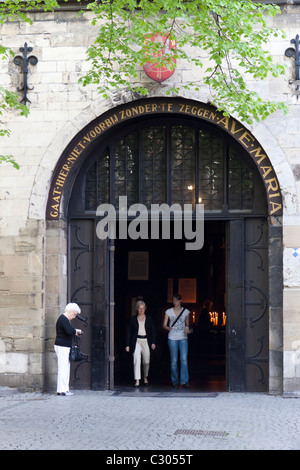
[114,220,226,392]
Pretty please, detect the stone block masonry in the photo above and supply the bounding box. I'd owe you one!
[0,4,300,394]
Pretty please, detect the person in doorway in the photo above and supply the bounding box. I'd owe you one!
[197,299,213,353]
[198,300,212,335]
[199,300,212,327]
[125,300,156,387]
[163,294,190,388]
[54,303,83,396]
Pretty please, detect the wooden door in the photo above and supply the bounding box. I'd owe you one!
[226,218,269,392]
[68,219,112,390]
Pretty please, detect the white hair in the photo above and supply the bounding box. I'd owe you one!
[136,300,146,310]
[65,303,81,314]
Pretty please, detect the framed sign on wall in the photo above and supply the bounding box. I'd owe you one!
[128,252,149,280]
[178,278,197,303]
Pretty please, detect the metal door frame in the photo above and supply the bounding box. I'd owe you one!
[63,103,283,393]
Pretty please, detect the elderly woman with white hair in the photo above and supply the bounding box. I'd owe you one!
[125,300,156,387]
[54,303,83,396]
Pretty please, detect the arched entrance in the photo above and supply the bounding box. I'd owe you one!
[46,98,283,392]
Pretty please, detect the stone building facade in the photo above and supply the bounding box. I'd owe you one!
[0,2,300,395]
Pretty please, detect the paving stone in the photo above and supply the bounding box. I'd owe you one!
[0,388,299,450]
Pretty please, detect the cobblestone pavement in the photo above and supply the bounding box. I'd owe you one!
[0,387,299,451]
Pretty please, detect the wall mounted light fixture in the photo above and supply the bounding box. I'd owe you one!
[13,42,38,105]
[285,34,300,99]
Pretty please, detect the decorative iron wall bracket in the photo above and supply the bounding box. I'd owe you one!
[285,34,300,99]
[13,42,38,105]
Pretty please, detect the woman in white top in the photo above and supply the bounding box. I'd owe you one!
[126,300,156,387]
[163,294,190,387]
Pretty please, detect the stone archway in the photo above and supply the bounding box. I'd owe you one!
[46,98,284,220]
[30,96,295,222]
[40,97,288,392]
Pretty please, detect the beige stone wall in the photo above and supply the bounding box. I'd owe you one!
[283,225,300,396]
[0,5,299,393]
[0,219,44,390]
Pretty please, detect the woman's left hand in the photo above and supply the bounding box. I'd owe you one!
[151,344,156,350]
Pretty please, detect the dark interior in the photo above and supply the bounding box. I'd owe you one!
[114,220,226,391]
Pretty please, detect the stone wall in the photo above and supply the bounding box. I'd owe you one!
[0,219,44,390]
[0,4,299,393]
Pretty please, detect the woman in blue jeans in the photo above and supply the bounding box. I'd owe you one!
[163,294,190,388]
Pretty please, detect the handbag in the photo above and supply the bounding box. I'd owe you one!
[69,337,88,362]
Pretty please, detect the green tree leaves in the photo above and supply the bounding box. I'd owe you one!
[80,0,288,123]
[0,0,289,170]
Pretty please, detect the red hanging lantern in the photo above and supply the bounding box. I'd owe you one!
[143,33,176,82]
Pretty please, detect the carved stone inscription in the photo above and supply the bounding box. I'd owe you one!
[46,99,282,219]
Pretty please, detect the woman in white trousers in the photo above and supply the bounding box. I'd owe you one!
[54,303,82,396]
[125,301,156,387]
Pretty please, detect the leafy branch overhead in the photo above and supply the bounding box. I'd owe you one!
[79,0,288,124]
[0,0,289,161]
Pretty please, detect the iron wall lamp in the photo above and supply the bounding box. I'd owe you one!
[285,34,300,99]
[13,42,38,105]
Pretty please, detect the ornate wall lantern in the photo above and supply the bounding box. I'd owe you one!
[13,42,38,105]
[285,34,300,99]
